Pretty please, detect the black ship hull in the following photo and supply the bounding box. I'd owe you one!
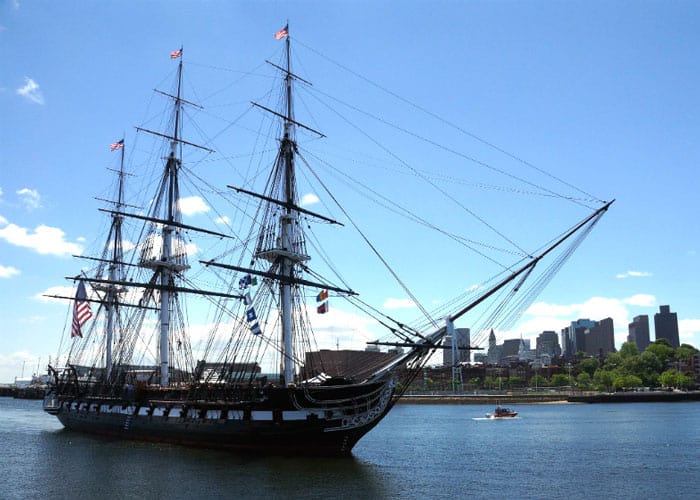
[44,378,396,456]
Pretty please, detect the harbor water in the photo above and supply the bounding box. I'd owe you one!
[1,397,698,499]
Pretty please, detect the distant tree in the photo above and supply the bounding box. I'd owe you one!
[529,374,548,388]
[593,369,615,392]
[550,373,572,387]
[659,370,679,388]
[603,351,623,370]
[677,373,693,389]
[507,376,524,388]
[660,370,694,390]
[676,345,698,363]
[576,372,592,390]
[483,376,496,390]
[612,374,643,391]
[646,341,675,367]
[639,350,663,374]
[468,377,482,389]
[578,357,600,377]
[619,342,639,358]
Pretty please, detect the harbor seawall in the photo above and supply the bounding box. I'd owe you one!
[396,391,700,404]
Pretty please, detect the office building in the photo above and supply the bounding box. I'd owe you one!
[627,315,650,351]
[654,305,680,348]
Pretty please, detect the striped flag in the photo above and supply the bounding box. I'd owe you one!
[71,280,93,338]
[275,25,288,40]
[110,139,124,151]
[170,48,182,59]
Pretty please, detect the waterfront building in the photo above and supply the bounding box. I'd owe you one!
[536,330,562,358]
[500,338,522,364]
[627,315,650,351]
[487,329,501,364]
[585,317,615,357]
[561,319,596,357]
[654,305,680,348]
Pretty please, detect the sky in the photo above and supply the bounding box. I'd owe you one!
[1,0,699,383]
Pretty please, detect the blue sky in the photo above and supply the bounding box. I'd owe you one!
[1,1,699,382]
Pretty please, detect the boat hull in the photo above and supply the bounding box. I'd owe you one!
[485,412,518,419]
[44,379,396,456]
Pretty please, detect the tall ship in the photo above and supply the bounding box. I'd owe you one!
[44,26,612,456]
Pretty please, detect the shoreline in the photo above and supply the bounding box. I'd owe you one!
[397,393,570,405]
[397,391,700,405]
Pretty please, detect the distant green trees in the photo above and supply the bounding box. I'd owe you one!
[586,340,698,391]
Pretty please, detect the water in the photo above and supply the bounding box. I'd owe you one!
[1,398,699,499]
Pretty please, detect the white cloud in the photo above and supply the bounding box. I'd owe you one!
[679,319,700,342]
[177,196,209,216]
[616,270,653,279]
[0,214,7,226]
[215,216,230,225]
[300,193,319,206]
[0,265,20,278]
[16,188,41,210]
[0,222,83,256]
[622,294,656,307]
[35,285,76,303]
[383,297,416,310]
[185,242,199,256]
[16,77,45,105]
[307,305,379,349]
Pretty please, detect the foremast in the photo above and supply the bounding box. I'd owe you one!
[104,144,127,382]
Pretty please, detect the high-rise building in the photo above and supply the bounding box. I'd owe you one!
[585,317,615,356]
[654,305,680,348]
[627,315,650,351]
[487,329,501,364]
[561,319,596,357]
[442,328,471,366]
[536,331,562,358]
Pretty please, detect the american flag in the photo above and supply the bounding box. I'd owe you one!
[71,280,93,338]
[170,48,182,59]
[274,25,288,40]
[110,139,124,151]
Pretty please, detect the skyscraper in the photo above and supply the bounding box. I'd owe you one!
[561,319,596,357]
[536,331,562,358]
[654,305,680,348]
[585,317,615,356]
[627,315,650,351]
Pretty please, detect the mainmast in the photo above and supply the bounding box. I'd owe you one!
[252,26,312,386]
[280,30,297,386]
[157,50,185,388]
